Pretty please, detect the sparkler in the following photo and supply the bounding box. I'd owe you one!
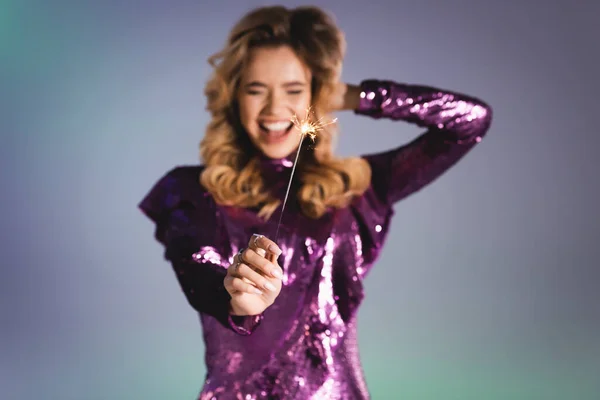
[274,107,337,242]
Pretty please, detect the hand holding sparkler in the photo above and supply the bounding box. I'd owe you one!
[225,234,283,316]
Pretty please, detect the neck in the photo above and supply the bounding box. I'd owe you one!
[257,152,298,198]
[258,152,295,167]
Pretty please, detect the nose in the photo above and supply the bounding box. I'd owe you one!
[264,90,285,114]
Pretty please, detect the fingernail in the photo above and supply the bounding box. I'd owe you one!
[272,269,283,279]
[268,244,282,256]
[264,282,276,292]
[253,288,263,295]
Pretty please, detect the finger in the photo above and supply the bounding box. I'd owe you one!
[225,253,241,278]
[224,274,236,292]
[242,248,282,279]
[228,253,272,288]
[225,275,263,295]
[236,262,278,293]
[266,251,279,264]
[228,253,267,287]
[249,234,282,258]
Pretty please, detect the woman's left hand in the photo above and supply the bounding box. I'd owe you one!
[328,82,361,112]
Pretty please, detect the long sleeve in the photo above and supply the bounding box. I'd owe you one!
[356,79,493,207]
[138,166,263,335]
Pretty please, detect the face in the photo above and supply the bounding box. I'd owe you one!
[237,45,312,159]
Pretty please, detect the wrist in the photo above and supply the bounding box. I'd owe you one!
[344,83,361,110]
[229,300,246,316]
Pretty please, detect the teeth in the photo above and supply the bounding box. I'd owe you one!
[262,121,290,131]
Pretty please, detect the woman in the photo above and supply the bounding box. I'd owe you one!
[139,5,492,399]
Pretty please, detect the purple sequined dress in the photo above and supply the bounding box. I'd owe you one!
[139,80,492,399]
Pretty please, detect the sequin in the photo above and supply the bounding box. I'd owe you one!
[139,79,492,399]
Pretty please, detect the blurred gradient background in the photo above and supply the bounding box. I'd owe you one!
[2,0,599,399]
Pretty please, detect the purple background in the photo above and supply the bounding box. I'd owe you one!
[2,0,599,399]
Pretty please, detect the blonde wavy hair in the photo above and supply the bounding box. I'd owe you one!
[199,5,371,220]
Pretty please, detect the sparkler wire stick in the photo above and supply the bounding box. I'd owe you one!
[273,107,338,243]
[274,133,305,242]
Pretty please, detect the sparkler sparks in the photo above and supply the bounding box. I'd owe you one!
[274,107,338,242]
[290,106,338,141]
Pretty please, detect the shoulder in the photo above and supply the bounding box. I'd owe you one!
[146,164,207,199]
[349,155,393,218]
[138,164,208,224]
[158,164,206,186]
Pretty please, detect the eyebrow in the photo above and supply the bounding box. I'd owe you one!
[244,81,307,89]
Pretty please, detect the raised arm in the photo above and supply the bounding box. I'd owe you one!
[354,79,493,206]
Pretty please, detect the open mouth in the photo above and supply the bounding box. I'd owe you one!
[258,121,294,142]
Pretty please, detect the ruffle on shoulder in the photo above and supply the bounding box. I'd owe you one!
[139,166,205,226]
[138,165,231,266]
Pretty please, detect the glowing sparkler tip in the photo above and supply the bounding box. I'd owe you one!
[289,106,338,141]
